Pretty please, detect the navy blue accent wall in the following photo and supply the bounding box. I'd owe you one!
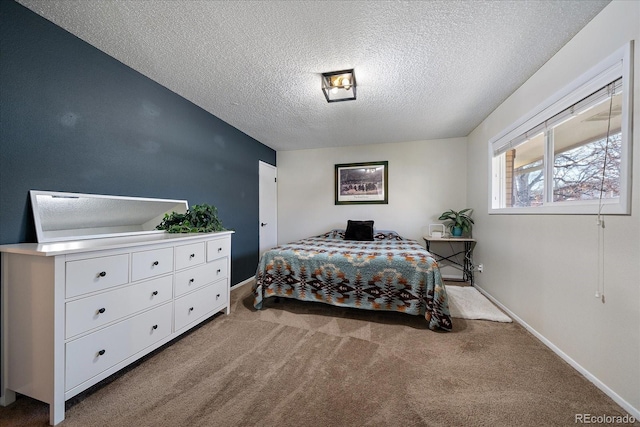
[0,1,276,284]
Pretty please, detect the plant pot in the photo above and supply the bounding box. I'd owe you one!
[452,226,463,237]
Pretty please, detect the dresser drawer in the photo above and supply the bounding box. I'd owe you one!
[207,237,231,262]
[210,277,228,309]
[174,262,218,297]
[66,254,130,298]
[174,279,227,332]
[65,302,172,392]
[65,275,173,339]
[175,242,205,271]
[208,257,228,281]
[131,247,173,282]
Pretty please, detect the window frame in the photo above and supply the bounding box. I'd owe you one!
[488,41,633,215]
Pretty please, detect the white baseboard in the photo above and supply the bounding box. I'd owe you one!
[231,277,254,291]
[474,284,639,420]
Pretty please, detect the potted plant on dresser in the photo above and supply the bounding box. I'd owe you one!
[438,208,474,237]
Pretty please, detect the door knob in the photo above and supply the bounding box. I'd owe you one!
[261,222,268,227]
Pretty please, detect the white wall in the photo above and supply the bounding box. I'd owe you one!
[277,138,467,245]
[467,0,639,417]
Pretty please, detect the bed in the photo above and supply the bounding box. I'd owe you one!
[253,225,452,331]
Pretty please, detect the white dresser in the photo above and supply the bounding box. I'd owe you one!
[0,192,233,425]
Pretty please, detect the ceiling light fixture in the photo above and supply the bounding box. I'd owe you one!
[321,69,356,103]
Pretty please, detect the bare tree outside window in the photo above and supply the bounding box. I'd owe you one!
[514,160,544,207]
[511,133,621,207]
[553,133,621,202]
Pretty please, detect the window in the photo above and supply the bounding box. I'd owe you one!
[489,42,633,215]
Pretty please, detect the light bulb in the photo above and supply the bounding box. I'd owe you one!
[341,77,351,90]
[331,87,338,94]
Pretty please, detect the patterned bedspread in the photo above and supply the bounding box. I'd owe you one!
[253,230,452,331]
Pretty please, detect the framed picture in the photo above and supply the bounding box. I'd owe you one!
[335,161,388,205]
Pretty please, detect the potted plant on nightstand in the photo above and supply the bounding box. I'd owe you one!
[438,208,474,237]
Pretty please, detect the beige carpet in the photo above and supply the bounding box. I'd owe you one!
[1,283,637,427]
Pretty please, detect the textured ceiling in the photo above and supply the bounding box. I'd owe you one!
[17,0,610,151]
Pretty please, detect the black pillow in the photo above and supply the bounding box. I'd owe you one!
[344,220,374,241]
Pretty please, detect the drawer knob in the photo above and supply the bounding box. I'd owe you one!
[98,349,106,356]
[218,247,222,252]
[152,261,159,266]
[97,307,106,314]
[152,291,158,296]
[152,324,158,330]
[189,278,195,283]
[98,271,107,278]
[189,307,194,312]
[216,294,220,299]
[217,269,221,274]
[190,253,195,258]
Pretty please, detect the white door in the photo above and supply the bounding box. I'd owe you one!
[259,161,277,255]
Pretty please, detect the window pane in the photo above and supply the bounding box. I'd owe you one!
[552,91,622,202]
[512,133,545,207]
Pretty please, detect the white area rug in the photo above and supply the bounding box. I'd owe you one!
[446,285,512,323]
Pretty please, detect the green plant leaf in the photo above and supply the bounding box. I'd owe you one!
[437,208,474,236]
[156,203,225,233]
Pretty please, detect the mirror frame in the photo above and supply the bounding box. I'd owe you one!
[30,190,189,243]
